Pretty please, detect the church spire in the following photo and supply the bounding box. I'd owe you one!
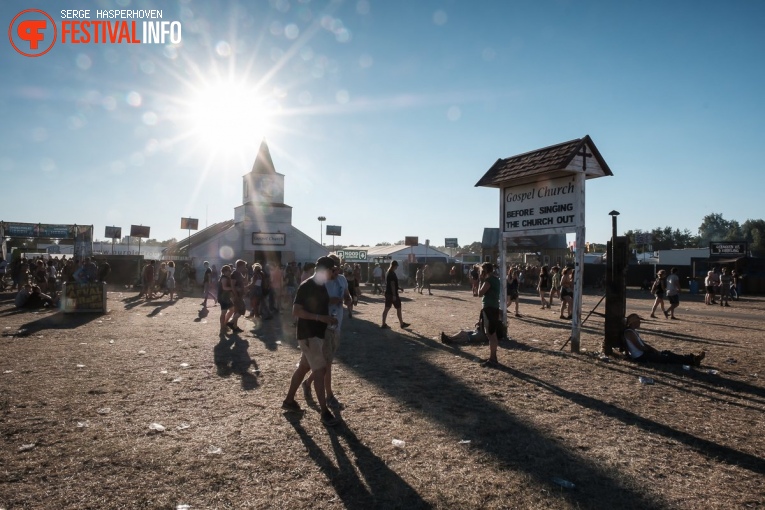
[250,138,276,174]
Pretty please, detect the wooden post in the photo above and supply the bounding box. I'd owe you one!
[571,170,586,352]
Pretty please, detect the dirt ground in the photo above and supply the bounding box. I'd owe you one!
[1,283,764,510]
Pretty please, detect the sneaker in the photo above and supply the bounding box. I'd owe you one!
[226,321,235,330]
[480,359,499,368]
[281,399,302,412]
[693,351,707,366]
[380,324,391,329]
[302,380,312,401]
[326,395,341,409]
[664,311,669,319]
[231,326,244,333]
[440,332,452,344]
[400,322,410,328]
[321,410,340,426]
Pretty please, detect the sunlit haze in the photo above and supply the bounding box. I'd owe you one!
[2,1,764,248]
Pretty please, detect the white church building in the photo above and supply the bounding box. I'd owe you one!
[164,140,328,267]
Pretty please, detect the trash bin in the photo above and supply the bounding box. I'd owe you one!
[688,279,699,294]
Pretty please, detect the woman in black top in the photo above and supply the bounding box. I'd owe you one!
[537,265,550,309]
[650,269,668,318]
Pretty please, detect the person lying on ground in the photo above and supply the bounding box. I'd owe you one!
[440,322,488,344]
[622,313,705,366]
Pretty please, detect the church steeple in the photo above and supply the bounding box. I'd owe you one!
[250,139,276,175]
[242,139,285,206]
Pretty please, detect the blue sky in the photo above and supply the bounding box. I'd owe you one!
[2,0,764,249]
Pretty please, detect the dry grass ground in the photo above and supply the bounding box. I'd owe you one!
[1,284,764,509]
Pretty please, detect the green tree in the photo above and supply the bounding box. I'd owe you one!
[698,213,733,247]
[741,219,765,256]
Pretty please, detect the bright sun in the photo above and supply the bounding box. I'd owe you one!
[187,81,273,152]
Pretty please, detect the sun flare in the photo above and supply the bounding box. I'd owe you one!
[187,81,274,153]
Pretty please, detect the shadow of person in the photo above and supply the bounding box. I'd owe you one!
[213,335,236,376]
[332,425,431,508]
[286,418,430,508]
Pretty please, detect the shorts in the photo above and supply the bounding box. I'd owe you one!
[167,277,175,290]
[561,288,572,299]
[219,299,232,310]
[668,294,679,305]
[322,328,341,363]
[481,306,500,336]
[384,293,401,309]
[706,285,714,293]
[249,286,263,298]
[233,296,246,315]
[298,337,326,371]
[508,291,519,300]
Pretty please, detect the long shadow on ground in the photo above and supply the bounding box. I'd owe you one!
[334,317,762,508]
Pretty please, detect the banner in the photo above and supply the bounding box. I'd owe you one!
[445,238,459,248]
[3,222,78,239]
[405,236,418,246]
[62,282,107,313]
[326,225,342,236]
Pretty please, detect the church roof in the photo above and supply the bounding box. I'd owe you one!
[249,139,276,175]
[163,220,236,256]
[475,135,613,188]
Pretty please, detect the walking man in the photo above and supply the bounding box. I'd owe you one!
[665,267,681,319]
[282,256,340,426]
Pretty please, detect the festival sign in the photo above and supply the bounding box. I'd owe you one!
[3,222,76,238]
[105,226,122,239]
[326,225,342,236]
[130,225,151,238]
[252,232,286,246]
[180,217,199,230]
[336,250,367,262]
[62,282,107,313]
[710,242,747,257]
[502,175,579,234]
[405,236,419,246]
[445,238,459,248]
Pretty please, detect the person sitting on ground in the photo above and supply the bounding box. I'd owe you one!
[15,284,32,308]
[621,313,705,366]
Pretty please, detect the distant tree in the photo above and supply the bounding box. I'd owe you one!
[394,239,406,245]
[698,213,734,247]
[462,241,482,253]
[375,241,391,246]
[741,219,765,256]
[625,228,699,251]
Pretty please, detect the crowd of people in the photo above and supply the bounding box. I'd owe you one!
[6,255,111,309]
[3,252,729,429]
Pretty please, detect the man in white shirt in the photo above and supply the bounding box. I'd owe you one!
[372,263,383,294]
[623,314,704,366]
[665,267,681,320]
